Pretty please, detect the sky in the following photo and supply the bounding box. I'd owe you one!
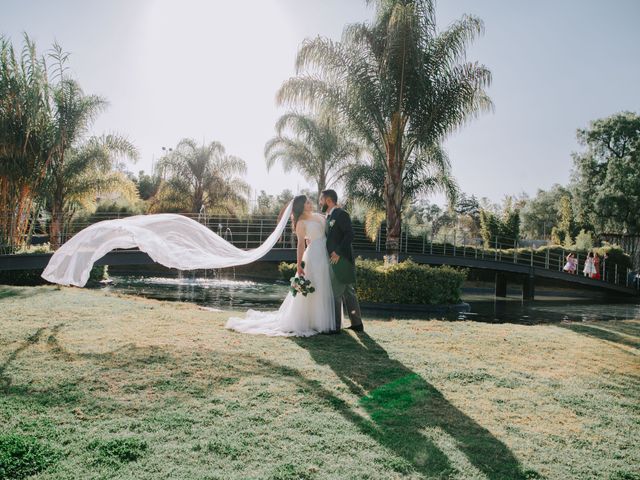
[2,0,639,205]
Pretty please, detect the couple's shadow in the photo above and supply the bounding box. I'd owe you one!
[291,331,535,479]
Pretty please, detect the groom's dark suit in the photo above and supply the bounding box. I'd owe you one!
[326,207,362,331]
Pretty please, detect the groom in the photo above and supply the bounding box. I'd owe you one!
[319,189,364,333]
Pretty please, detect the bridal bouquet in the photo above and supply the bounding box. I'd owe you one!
[290,261,316,297]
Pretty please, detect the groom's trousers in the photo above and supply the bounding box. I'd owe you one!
[334,284,362,330]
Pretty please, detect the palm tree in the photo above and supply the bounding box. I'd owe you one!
[48,134,139,245]
[265,112,362,199]
[151,138,250,215]
[46,71,139,248]
[277,0,492,259]
[0,35,54,251]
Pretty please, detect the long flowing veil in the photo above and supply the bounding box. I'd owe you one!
[42,201,294,287]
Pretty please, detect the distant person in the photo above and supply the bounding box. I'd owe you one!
[592,252,601,280]
[583,251,596,277]
[563,253,577,274]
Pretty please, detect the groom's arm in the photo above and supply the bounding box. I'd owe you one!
[335,211,354,258]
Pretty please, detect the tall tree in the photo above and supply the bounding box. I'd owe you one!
[265,112,361,198]
[550,196,575,246]
[571,111,640,235]
[0,35,53,251]
[151,138,249,215]
[520,184,570,239]
[277,0,491,259]
[452,193,481,237]
[252,189,296,216]
[133,170,161,201]
[479,200,521,247]
[45,59,139,248]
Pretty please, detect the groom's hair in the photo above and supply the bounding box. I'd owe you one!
[321,189,338,204]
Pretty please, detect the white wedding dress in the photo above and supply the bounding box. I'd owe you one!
[226,214,336,336]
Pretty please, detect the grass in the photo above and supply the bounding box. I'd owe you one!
[0,285,638,479]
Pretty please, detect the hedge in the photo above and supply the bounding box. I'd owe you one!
[0,265,108,286]
[279,259,467,305]
[0,244,108,286]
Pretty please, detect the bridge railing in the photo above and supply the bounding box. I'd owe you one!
[1,212,638,290]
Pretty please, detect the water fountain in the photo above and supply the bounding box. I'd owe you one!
[210,223,237,281]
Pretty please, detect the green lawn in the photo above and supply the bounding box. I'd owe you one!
[0,286,638,479]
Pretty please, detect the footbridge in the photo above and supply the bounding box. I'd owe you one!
[1,213,638,299]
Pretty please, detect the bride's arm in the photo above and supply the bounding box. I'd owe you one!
[295,220,306,276]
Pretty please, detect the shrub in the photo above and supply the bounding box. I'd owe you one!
[278,262,297,280]
[278,259,467,304]
[356,259,467,304]
[0,434,58,480]
[0,243,109,286]
[0,265,107,286]
[89,264,109,282]
[87,437,148,466]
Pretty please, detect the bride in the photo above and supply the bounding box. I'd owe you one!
[226,195,336,336]
[41,194,335,337]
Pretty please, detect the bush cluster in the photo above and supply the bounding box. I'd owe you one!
[0,243,109,286]
[356,259,467,305]
[0,265,108,286]
[87,437,148,466]
[0,434,58,480]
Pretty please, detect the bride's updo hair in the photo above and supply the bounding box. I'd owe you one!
[291,195,307,228]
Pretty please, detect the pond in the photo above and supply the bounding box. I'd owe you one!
[97,274,640,325]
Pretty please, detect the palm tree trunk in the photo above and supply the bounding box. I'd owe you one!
[317,170,327,202]
[12,184,33,251]
[49,182,64,250]
[25,199,42,248]
[384,146,403,263]
[193,185,204,214]
[50,207,62,250]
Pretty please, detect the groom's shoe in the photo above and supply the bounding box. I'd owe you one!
[324,329,341,335]
[346,324,364,333]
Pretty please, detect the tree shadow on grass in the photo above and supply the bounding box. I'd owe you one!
[0,285,51,300]
[1,323,166,405]
[0,327,46,388]
[558,323,640,350]
[292,332,537,479]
